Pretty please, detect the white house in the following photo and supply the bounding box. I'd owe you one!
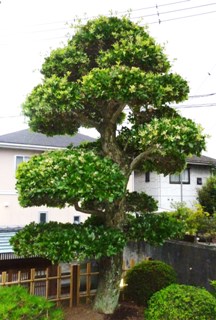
[134,155,216,211]
[0,129,96,228]
[0,129,215,228]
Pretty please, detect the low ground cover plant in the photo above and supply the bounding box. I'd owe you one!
[145,283,216,320]
[124,260,177,306]
[0,285,63,319]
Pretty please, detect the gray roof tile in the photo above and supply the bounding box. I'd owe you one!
[187,155,216,166]
[0,129,95,148]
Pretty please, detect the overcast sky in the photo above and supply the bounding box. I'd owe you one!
[0,0,216,157]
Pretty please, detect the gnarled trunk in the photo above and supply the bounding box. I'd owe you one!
[93,251,123,314]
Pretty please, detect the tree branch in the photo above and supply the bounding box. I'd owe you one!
[74,201,103,216]
[110,102,126,125]
[130,149,154,172]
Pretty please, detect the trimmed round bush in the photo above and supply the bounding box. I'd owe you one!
[145,284,216,320]
[124,260,177,305]
[0,285,64,319]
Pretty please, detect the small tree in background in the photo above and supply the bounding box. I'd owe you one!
[14,16,206,314]
[198,175,216,215]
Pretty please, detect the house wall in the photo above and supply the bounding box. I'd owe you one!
[0,148,40,192]
[134,165,211,211]
[0,148,89,227]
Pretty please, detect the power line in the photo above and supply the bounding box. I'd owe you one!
[188,92,216,98]
[1,1,216,38]
[194,63,216,93]
[0,115,23,119]
[132,2,216,20]
[120,0,192,13]
[1,7,216,46]
[149,8,216,24]
[174,103,216,108]
[0,0,192,29]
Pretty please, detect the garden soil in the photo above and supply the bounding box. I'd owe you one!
[64,301,144,320]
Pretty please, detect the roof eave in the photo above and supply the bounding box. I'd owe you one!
[187,161,216,167]
[0,142,65,151]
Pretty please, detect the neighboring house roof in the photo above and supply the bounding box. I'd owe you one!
[187,155,216,167]
[0,129,95,151]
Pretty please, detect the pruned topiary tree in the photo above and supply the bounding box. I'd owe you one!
[13,16,206,314]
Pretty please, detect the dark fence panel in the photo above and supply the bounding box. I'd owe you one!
[124,240,216,291]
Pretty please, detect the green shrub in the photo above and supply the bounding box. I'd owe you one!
[124,260,177,306]
[145,284,216,320]
[0,285,64,319]
[170,202,216,241]
[198,175,216,215]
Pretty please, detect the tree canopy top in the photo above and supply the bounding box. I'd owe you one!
[20,16,206,192]
[23,16,188,137]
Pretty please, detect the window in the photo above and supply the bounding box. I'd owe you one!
[197,177,202,185]
[145,172,150,182]
[73,216,80,224]
[39,212,47,223]
[15,155,30,169]
[170,168,190,184]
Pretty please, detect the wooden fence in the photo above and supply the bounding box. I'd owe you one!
[0,259,136,307]
[0,262,99,307]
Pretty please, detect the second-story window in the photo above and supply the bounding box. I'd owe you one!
[15,155,30,170]
[145,172,150,182]
[170,168,190,184]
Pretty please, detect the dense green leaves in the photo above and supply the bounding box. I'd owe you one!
[118,116,206,173]
[11,213,185,263]
[124,260,177,306]
[124,191,158,213]
[81,191,158,216]
[145,284,216,320]
[16,149,126,207]
[198,176,216,215]
[125,213,185,245]
[10,222,126,263]
[0,286,63,319]
[23,75,83,135]
[81,67,189,106]
[22,16,190,137]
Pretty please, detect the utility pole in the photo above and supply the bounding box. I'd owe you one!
[180,172,183,203]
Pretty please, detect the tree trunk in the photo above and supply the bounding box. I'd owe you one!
[93,251,123,314]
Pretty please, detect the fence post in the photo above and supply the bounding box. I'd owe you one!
[48,264,58,298]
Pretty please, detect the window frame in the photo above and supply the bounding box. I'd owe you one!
[169,168,190,184]
[39,212,47,223]
[73,215,80,224]
[145,172,150,183]
[197,177,202,185]
[15,155,30,170]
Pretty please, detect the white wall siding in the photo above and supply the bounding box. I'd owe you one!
[134,166,212,211]
[0,148,88,227]
[134,171,160,204]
